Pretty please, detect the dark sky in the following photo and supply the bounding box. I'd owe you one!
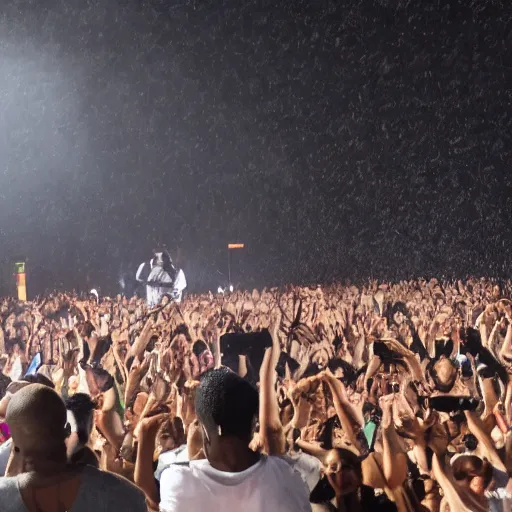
[0,0,511,296]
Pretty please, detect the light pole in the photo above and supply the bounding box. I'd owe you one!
[227,243,244,288]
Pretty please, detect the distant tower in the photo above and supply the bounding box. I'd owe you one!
[15,262,27,301]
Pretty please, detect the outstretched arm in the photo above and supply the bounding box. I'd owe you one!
[464,410,507,472]
[129,316,155,362]
[135,414,167,510]
[431,454,475,512]
[295,439,329,464]
[321,369,365,455]
[378,395,408,490]
[259,314,285,455]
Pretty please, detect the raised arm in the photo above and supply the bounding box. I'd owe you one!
[295,439,329,464]
[129,316,155,362]
[464,409,507,472]
[259,314,285,455]
[379,394,408,490]
[431,453,476,512]
[135,413,167,511]
[321,369,365,455]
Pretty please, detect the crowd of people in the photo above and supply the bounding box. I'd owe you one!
[0,278,511,511]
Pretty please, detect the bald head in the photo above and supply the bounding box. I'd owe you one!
[7,384,68,456]
[433,358,457,391]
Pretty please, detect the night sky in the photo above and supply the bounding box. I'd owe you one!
[0,0,511,297]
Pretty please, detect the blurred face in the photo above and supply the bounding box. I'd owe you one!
[68,376,79,393]
[311,348,329,368]
[18,326,29,341]
[157,418,183,453]
[469,476,487,497]
[325,450,362,496]
[393,311,405,325]
[332,367,344,379]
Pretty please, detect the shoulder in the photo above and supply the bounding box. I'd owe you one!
[160,464,203,511]
[0,476,18,489]
[282,452,322,492]
[0,438,13,455]
[160,463,197,494]
[267,455,309,483]
[0,477,24,510]
[83,465,137,488]
[265,457,311,507]
[267,455,306,475]
[81,466,146,505]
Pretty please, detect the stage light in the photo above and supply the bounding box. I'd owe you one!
[229,285,234,292]
[217,286,224,294]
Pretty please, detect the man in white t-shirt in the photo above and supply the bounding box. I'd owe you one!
[159,367,311,512]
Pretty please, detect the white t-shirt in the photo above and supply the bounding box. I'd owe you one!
[159,455,312,512]
[283,451,322,492]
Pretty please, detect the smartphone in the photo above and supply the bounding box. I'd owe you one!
[220,331,273,374]
[363,421,378,451]
[26,352,42,376]
[373,341,402,362]
[419,396,479,412]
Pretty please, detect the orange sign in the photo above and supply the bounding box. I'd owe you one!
[228,243,245,249]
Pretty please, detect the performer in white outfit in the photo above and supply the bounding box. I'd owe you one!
[136,250,187,306]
